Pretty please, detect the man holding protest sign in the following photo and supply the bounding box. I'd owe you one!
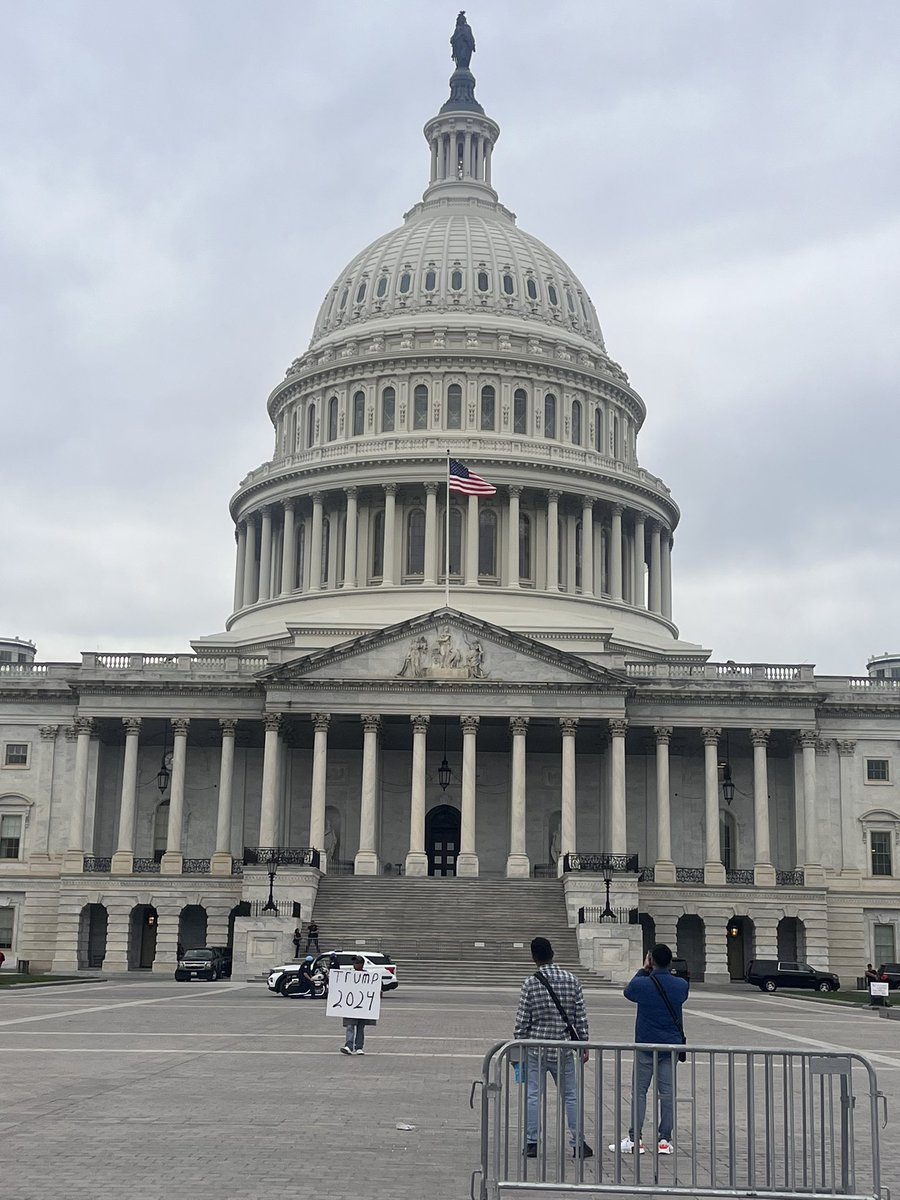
[328,954,382,1055]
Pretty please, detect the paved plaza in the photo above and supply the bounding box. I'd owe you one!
[0,977,897,1199]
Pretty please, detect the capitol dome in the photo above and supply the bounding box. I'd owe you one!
[196,43,705,664]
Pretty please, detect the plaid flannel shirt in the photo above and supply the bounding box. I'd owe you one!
[514,964,589,1042]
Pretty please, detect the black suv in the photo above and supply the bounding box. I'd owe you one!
[174,946,232,982]
[669,958,690,981]
[877,963,900,989]
[746,959,840,993]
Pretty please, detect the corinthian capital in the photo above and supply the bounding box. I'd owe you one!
[263,714,282,734]
[460,714,480,734]
[560,717,579,737]
[701,727,721,746]
[750,728,770,748]
[509,716,529,737]
[122,717,143,737]
[654,726,673,745]
[172,718,190,737]
[609,718,628,738]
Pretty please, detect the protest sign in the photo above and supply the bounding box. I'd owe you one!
[325,967,382,1020]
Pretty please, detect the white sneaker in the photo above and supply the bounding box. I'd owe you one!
[657,1139,673,1155]
[340,1045,352,1055]
[354,1048,366,1055]
[609,1137,645,1154]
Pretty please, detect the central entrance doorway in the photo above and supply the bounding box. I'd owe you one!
[425,804,461,876]
[727,915,755,980]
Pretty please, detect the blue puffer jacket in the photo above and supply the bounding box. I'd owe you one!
[624,969,689,1045]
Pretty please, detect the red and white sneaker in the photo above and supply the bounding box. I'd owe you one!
[657,1139,674,1155]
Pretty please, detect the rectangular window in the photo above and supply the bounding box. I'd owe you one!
[866,758,890,783]
[0,814,22,859]
[3,743,28,767]
[0,906,13,948]
[874,923,896,965]
[871,830,893,877]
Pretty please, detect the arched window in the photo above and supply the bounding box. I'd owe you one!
[296,523,305,590]
[352,391,365,437]
[478,509,497,577]
[321,517,330,586]
[381,387,396,432]
[502,272,515,295]
[154,801,169,863]
[375,275,388,298]
[526,277,538,301]
[371,510,384,580]
[518,514,532,581]
[477,270,490,293]
[720,811,737,871]
[513,388,528,434]
[406,509,425,576]
[306,403,316,448]
[442,507,463,578]
[571,399,582,446]
[327,396,338,442]
[450,269,464,291]
[355,280,367,303]
[480,385,496,430]
[544,394,557,439]
[447,383,462,429]
[594,407,604,453]
[399,272,411,294]
[413,384,428,430]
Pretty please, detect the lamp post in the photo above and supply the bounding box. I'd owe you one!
[600,854,615,921]
[438,718,451,791]
[262,849,280,914]
[156,720,171,795]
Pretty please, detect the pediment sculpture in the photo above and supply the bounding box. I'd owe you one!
[397,626,488,680]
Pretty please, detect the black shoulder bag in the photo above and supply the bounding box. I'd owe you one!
[649,973,687,1062]
[534,970,579,1041]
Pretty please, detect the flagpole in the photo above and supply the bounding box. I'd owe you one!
[444,449,451,608]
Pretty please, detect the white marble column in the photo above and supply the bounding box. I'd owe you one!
[355,715,381,875]
[406,715,430,876]
[326,501,339,587]
[465,495,479,585]
[234,522,247,610]
[565,513,577,592]
[702,727,725,884]
[609,718,628,854]
[560,718,578,858]
[424,482,438,585]
[382,483,397,586]
[649,521,662,614]
[111,717,142,874]
[546,491,560,591]
[242,516,257,608]
[257,715,282,849]
[342,486,358,589]
[633,513,646,607]
[309,492,324,590]
[308,713,330,853]
[654,726,676,883]
[457,715,480,876]
[160,718,189,875]
[799,730,825,883]
[581,497,594,596]
[258,506,273,602]
[64,717,94,869]
[752,728,775,884]
[610,504,623,600]
[507,486,521,588]
[33,725,58,861]
[211,718,238,875]
[280,501,296,595]
[661,531,673,619]
[506,717,530,877]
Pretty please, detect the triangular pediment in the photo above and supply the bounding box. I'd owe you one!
[262,608,629,689]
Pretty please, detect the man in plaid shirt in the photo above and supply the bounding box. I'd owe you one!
[514,937,592,1159]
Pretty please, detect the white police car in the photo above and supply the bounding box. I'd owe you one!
[267,950,398,995]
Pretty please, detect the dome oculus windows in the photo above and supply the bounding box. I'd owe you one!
[547,284,559,307]
[450,269,464,291]
[477,270,490,293]
[502,272,515,295]
[375,275,388,298]
[399,272,411,294]
[355,281,367,304]
[526,277,538,301]
[424,269,437,292]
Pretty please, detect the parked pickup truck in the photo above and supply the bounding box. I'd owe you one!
[746,960,840,993]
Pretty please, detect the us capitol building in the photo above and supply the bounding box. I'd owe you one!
[2,21,898,984]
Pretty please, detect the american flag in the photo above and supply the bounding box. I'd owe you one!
[448,458,497,495]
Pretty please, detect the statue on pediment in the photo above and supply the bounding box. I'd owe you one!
[433,626,463,669]
[465,639,487,679]
[398,636,428,678]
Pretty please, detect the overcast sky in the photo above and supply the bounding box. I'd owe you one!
[2,1,898,673]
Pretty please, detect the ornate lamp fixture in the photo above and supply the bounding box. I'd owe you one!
[438,719,452,791]
[720,731,735,805]
[600,855,616,921]
[156,721,171,795]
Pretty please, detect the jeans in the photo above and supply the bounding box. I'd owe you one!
[344,1021,366,1051]
[629,1050,675,1141]
[525,1048,583,1146]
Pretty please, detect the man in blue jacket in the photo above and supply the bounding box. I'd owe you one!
[613,944,688,1156]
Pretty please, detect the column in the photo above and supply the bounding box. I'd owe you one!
[63,717,94,870]
[424,482,438,586]
[609,718,628,854]
[257,715,282,849]
[465,494,479,585]
[654,727,676,883]
[463,130,472,176]
[258,507,273,602]
[382,483,397,586]
[326,500,339,586]
[559,718,578,861]
[633,513,646,608]
[160,718,189,874]
[581,497,594,596]
[111,717,142,874]
[610,504,623,600]
[150,903,180,974]
[506,717,530,877]
[242,515,257,607]
[649,521,662,614]
[546,491,560,591]
[309,492,324,590]
[799,730,825,884]
[702,728,725,884]
[355,715,381,875]
[98,899,135,973]
[661,531,673,619]
[211,718,238,875]
[405,715,430,876]
[507,487,521,588]
[308,714,330,853]
[205,902,233,951]
[341,486,358,589]
[280,501,296,594]
[565,513,577,592]
[457,715,480,877]
[751,729,775,885]
[33,725,59,861]
[233,522,247,610]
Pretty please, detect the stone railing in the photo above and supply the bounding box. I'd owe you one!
[562,853,640,873]
[84,653,270,674]
[624,662,814,682]
[577,905,640,924]
[243,846,321,869]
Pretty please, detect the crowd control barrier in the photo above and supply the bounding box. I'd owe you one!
[469,1040,887,1199]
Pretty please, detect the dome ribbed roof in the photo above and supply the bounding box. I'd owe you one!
[309,206,606,352]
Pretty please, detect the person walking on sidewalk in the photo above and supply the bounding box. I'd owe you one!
[613,944,689,1157]
[514,937,592,1160]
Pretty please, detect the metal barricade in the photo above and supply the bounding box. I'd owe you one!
[470,1040,887,1200]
